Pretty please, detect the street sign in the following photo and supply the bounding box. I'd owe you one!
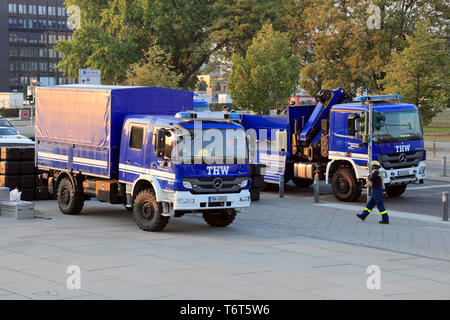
[79,69,101,85]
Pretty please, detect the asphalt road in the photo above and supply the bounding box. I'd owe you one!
[261,179,450,218]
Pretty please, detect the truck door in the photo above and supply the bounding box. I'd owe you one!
[151,126,175,190]
[345,112,368,165]
[123,123,147,180]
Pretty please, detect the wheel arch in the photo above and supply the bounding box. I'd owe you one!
[326,158,365,183]
[132,176,163,202]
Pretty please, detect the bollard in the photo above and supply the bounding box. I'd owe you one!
[443,192,448,222]
[279,174,284,198]
[433,142,436,159]
[442,156,447,177]
[313,176,319,203]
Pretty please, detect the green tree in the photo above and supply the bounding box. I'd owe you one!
[381,20,449,125]
[197,80,208,92]
[285,0,449,96]
[228,24,300,114]
[57,0,221,89]
[127,42,182,88]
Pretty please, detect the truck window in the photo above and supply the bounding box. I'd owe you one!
[130,126,144,150]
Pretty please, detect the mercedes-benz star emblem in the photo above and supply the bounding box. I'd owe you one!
[399,153,407,163]
[213,178,223,189]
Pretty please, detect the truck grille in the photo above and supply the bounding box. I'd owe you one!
[183,177,246,194]
[379,151,424,169]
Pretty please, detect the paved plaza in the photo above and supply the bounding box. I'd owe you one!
[1,192,449,300]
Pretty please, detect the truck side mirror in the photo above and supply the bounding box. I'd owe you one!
[156,129,166,158]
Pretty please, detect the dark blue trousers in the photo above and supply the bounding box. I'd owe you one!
[361,189,389,222]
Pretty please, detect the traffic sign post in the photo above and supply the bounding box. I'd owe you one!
[79,69,101,85]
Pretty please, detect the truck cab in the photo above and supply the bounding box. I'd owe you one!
[118,112,251,231]
[327,101,426,200]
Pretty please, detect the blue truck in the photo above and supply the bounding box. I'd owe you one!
[35,85,251,231]
[240,89,426,201]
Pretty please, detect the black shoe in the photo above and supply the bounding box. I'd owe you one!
[379,220,389,224]
[357,214,366,221]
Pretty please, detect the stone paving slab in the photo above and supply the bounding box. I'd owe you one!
[1,199,450,299]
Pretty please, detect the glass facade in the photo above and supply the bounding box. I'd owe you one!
[6,0,75,91]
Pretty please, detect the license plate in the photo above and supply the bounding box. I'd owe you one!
[396,170,409,177]
[209,196,227,202]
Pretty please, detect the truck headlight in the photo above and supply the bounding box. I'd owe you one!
[240,196,250,202]
[182,181,193,189]
[419,167,425,175]
[239,179,249,188]
[381,171,388,178]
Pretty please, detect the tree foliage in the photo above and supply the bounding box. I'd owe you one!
[285,0,449,96]
[228,24,300,114]
[381,20,449,125]
[126,41,182,89]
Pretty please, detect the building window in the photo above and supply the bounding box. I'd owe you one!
[58,20,66,30]
[48,20,57,30]
[39,62,48,72]
[29,33,39,44]
[57,7,66,17]
[18,4,27,14]
[18,18,27,28]
[8,18,17,28]
[48,34,57,44]
[29,19,38,29]
[39,33,48,44]
[48,6,56,16]
[39,19,47,29]
[9,47,18,57]
[39,48,48,58]
[10,76,20,86]
[29,5,37,15]
[38,5,47,16]
[49,62,57,72]
[8,4,17,13]
[9,32,18,42]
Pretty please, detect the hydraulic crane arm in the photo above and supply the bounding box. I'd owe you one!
[299,88,348,143]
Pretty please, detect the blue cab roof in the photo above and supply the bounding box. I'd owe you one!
[332,101,418,112]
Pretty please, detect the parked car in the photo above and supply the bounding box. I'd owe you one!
[0,118,14,127]
[0,127,34,146]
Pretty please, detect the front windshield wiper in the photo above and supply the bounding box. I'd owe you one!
[375,134,400,142]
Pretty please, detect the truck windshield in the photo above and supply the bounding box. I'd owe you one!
[175,128,248,164]
[374,110,423,143]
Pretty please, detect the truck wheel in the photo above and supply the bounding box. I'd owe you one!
[203,209,236,227]
[292,177,314,188]
[133,190,169,232]
[250,189,260,201]
[386,184,407,197]
[57,177,84,215]
[331,168,361,202]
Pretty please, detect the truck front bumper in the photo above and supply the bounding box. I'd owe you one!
[172,189,251,211]
[380,162,426,185]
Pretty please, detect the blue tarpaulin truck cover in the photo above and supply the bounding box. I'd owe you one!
[35,85,193,179]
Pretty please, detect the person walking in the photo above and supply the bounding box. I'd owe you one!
[357,161,389,224]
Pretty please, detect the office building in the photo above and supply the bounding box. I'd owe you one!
[0,0,74,92]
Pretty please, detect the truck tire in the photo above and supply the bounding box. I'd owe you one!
[203,209,236,227]
[57,177,84,215]
[292,177,314,188]
[133,190,169,232]
[386,184,407,197]
[331,168,361,202]
[250,189,260,201]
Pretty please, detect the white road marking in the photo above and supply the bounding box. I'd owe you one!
[407,184,450,190]
[317,202,450,225]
